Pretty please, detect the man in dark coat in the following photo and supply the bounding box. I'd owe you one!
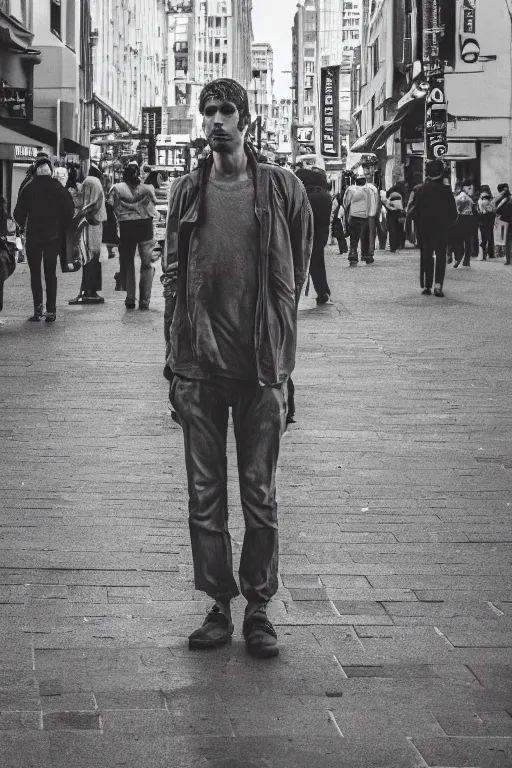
[296,167,332,303]
[407,160,457,297]
[14,157,74,321]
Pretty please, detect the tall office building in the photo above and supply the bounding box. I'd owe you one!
[250,43,274,119]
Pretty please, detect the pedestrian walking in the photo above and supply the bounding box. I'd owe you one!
[68,166,107,305]
[109,163,158,309]
[493,183,512,264]
[296,167,332,303]
[13,157,74,322]
[161,78,312,658]
[407,159,457,297]
[343,176,377,265]
[453,180,477,267]
[382,191,406,252]
[330,192,348,255]
[477,189,496,260]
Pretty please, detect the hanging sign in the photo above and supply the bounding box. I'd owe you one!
[320,66,340,158]
[460,0,480,63]
[425,74,447,159]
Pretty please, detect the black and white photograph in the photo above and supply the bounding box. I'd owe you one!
[0,0,511,766]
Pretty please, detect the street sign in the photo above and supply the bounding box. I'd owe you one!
[320,66,340,158]
[425,73,447,160]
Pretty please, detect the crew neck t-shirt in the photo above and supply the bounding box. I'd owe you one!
[190,177,259,380]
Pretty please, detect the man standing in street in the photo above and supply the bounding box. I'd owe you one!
[343,174,379,265]
[14,157,74,322]
[407,159,457,297]
[162,79,312,658]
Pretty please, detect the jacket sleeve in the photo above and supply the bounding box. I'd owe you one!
[13,185,29,230]
[288,176,313,305]
[446,188,458,226]
[161,176,191,361]
[59,185,75,228]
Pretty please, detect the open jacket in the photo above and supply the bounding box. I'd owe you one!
[161,163,313,385]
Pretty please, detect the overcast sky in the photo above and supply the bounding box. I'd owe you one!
[252,0,298,99]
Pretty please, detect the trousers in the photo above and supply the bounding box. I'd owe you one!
[348,216,376,262]
[171,375,287,603]
[419,231,447,289]
[26,239,59,312]
[453,216,475,263]
[309,226,330,297]
[118,219,155,303]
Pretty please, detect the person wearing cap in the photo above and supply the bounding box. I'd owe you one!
[296,166,332,303]
[14,157,74,321]
[162,78,312,659]
[406,159,457,297]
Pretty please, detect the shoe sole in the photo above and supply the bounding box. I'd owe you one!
[189,634,232,650]
[245,642,279,659]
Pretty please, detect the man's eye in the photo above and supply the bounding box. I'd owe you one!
[204,107,217,116]
[220,104,236,115]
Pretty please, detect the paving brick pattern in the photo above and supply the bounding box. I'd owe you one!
[0,247,511,767]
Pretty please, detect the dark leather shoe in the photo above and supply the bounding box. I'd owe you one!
[188,605,233,650]
[421,288,432,295]
[243,606,279,658]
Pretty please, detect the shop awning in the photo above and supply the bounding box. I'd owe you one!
[0,119,89,159]
[349,124,387,153]
[372,86,428,151]
[0,123,46,148]
[88,94,137,133]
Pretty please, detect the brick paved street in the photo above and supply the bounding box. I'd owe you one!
[1,246,511,768]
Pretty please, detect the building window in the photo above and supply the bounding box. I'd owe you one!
[66,0,75,50]
[50,0,61,38]
[7,0,29,26]
[370,95,375,127]
[372,39,380,76]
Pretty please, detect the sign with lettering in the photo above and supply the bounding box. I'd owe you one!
[14,145,38,161]
[425,74,447,159]
[462,0,476,33]
[0,84,31,120]
[320,66,340,158]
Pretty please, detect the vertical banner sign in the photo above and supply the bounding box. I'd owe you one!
[463,0,476,33]
[460,0,480,63]
[321,66,340,157]
[422,0,440,66]
[425,73,447,160]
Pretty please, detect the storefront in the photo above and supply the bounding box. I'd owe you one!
[0,124,51,209]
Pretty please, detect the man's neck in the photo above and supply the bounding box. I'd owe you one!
[211,146,249,183]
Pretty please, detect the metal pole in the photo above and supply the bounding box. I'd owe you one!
[314,0,322,158]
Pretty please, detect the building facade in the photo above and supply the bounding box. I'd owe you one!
[89,0,166,130]
[352,0,512,192]
[161,0,253,170]
[0,0,92,208]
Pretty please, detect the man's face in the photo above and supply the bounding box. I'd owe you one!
[202,99,244,154]
[463,183,474,195]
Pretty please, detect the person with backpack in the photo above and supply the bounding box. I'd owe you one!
[494,183,512,264]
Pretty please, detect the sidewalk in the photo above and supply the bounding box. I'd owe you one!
[1,247,511,768]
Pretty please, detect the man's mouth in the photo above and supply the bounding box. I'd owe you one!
[211,132,229,141]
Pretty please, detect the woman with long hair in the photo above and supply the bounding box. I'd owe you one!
[68,165,107,304]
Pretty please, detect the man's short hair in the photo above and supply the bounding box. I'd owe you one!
[461,178,474,188]
[497,183,509,192]
[425,160,444,179]
[35,157,52,172]
[199,78,250,127]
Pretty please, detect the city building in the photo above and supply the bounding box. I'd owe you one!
[0,1,92,208]
[273,97,293,157]
[351,0,512,192]
[89,0,167,169]
[291,0,317,159]
[160,0,253,170]
[249,42,274,150]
